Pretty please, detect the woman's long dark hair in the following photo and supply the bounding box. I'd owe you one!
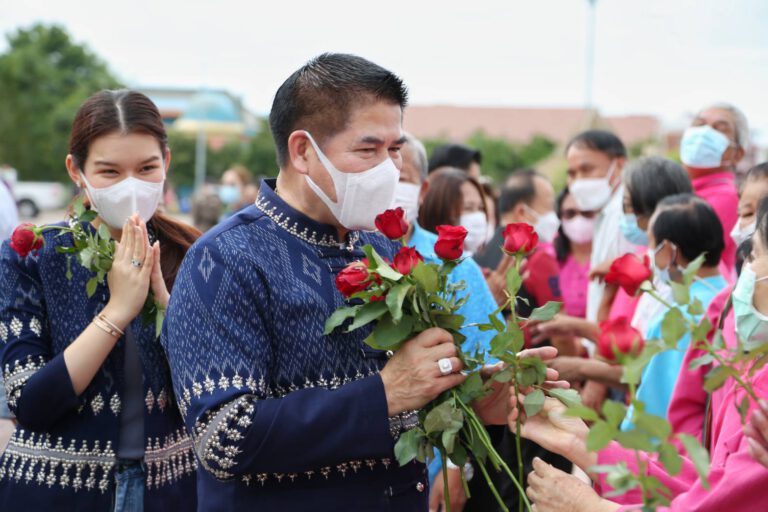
[553,187,571,263]
[69,89,200,291]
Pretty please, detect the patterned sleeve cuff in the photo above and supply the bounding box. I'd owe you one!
[388,409,419,439]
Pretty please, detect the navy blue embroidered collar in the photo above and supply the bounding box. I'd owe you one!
[255,178,360,249]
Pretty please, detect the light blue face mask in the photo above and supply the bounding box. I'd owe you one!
[679,125,731,169]
[733,263,768,346]
[620,213,649,246]
[218,185,241,205]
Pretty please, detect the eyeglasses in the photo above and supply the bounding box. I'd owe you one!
[561,208,598,220]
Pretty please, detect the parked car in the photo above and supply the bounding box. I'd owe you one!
[12,181,72,218]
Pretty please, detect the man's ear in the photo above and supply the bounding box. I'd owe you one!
[287,131,312,175]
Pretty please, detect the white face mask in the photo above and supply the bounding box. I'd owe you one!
[679,125,731,169]
[460,211,488,255]
[525,205,560,243]
[80,172,164,229]
[392,182,421,223]
[304,131,399,231]
[562,216,596,244]
[570,161,617,211]
[731,219,756,248]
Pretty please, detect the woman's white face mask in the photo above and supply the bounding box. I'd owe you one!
[80,171,165,229]
[460,211,489,255]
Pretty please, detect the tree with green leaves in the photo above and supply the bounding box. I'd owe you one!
[0,24,121,181]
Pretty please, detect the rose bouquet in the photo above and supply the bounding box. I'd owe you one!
[9,197,165,336]
[325,209,578,512]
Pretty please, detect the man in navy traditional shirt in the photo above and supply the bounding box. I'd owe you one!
[162,54,469,511]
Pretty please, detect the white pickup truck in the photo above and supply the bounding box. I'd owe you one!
[12,181,72,217]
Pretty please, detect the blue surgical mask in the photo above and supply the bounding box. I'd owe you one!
[620,213,649,246]
[733,262,768,346]
[680,125,731,169]
[219,185,241,205]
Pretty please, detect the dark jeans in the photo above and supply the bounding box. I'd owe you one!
[113,460,144,512]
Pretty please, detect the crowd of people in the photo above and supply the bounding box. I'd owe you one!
[0,52,767,512]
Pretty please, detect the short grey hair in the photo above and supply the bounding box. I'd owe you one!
[697,102,750,149]
[403,132,428,181]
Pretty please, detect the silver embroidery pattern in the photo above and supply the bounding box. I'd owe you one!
[0,322,7,343]
[0,429,197,492]
[29,318,42,337]
[3,355,46,408]
[144,428,198,490]
[109,393,121,416]
[10,317,23,336]
[239,458,394,487]
[0,430,115,493]
[255,197,361,249]
[90,393,104,415]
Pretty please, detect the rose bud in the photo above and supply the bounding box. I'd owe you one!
[502,223,539,256]
[434,225,468,261]
[605,253,652,297]
[393,246,424,275]
[10,223,43,258]
[375,208,409,240]
[597,316,645,362]
[335,261,372,297]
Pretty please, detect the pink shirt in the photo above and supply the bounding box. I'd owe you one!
[596,287,768,511]
[559,254,589,318]
[691,171,738,276]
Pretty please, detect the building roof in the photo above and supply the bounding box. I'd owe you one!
[403,105,660,146]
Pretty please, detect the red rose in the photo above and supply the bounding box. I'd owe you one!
[597,316,644,362]
[375,208,409,240]
[393,247,424,275]
[10,224,43,258]
[605,254,652,297]
[335,261,372,297]
[434,225,467,260]
[502,223,538,255]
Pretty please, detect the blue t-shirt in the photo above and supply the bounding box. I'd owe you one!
[621,275,727,431]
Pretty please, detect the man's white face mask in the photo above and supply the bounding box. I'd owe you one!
[304,131,399,231]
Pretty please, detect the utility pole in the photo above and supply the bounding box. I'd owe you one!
[585,0,598,127]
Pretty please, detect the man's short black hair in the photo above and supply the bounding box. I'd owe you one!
[498,168,540,215]
[428,144,481,173]
[625,157,692,217]
[269,53,408,167]
[566,130,627,159]
[652,193,724,267]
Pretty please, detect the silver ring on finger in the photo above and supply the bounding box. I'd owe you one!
[437,357,453,376]
[131,258,143,268]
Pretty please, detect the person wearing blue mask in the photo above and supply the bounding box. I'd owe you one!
[681,103,749,278]
[218,164,254,218]
[621,194,727,430]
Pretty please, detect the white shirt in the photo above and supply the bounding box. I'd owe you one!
[0,183,18,242]
[586,185,636,323]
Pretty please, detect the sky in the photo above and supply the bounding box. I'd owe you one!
[2,0,767,145]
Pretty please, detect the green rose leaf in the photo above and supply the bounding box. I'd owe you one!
[682,253,706,286]
[85,276,99,297]
[528,301,562,322]
[97,223,112,241]
[523,389,546,417]
[565,404,599,422]
[386,283,412,323]
[678,434,710,489]
[661,308,686,347]
[490,331,516,356]
[670,282,690,306]
[691,318,712,343]
[688,353,715,370]
[411,261,439,293]
[365,314,414,351]
[548,388,582,409]
[738,396,750,424]
[659,442,683,476]
[635,412,672,440]
[615,429,655,452]
[703,365,737,393]
[346,301,389,332]
[394,428,424,466]
[602,399,627,428]
[586,420,616,451]
[424,400,464,434]
[323,305,361,335]
[687,298,705,317]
